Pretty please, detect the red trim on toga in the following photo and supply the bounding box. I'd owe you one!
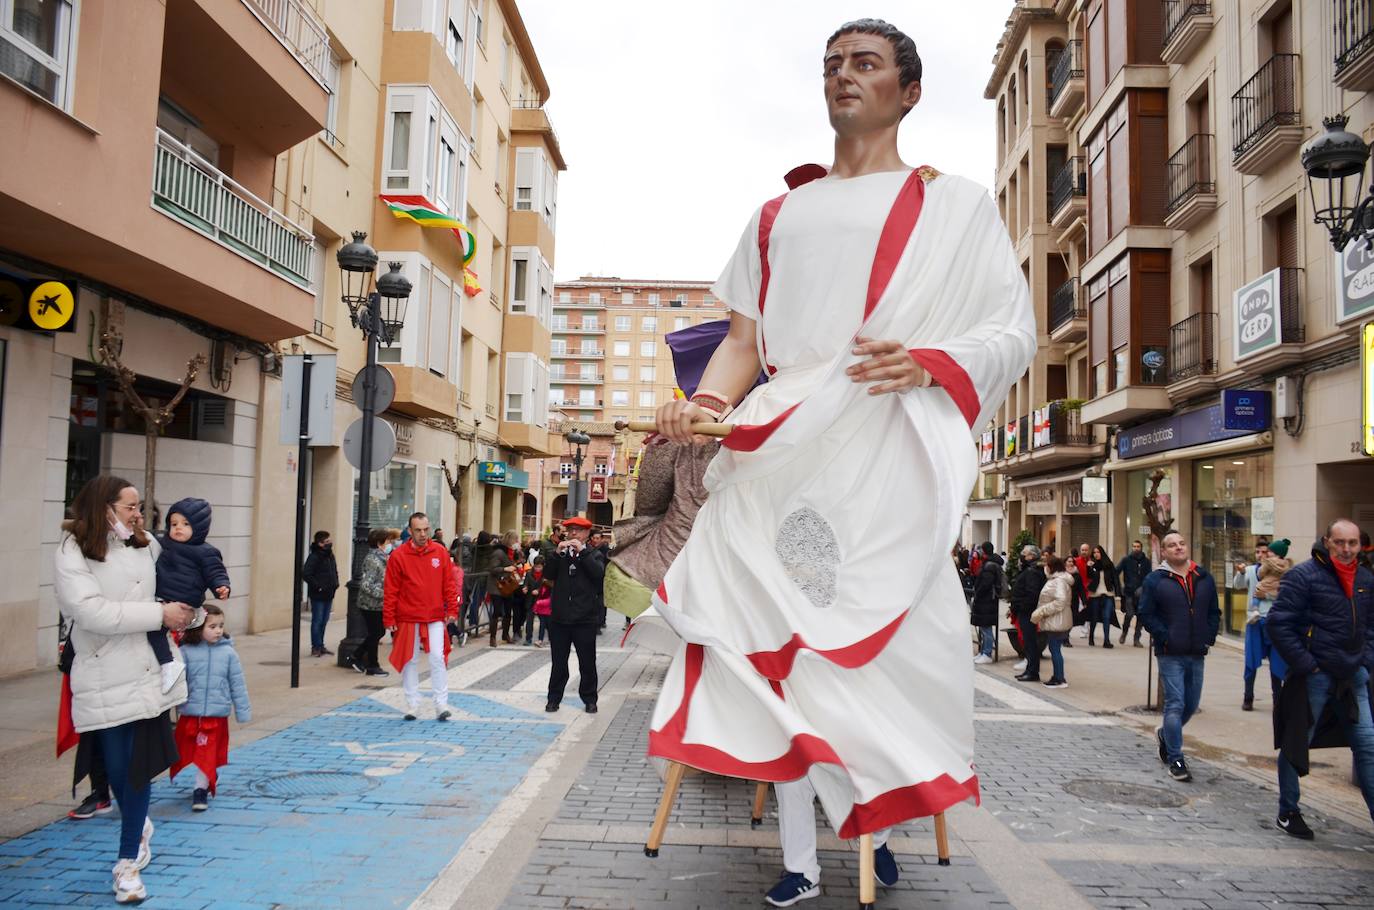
[908,348,980,427]
[745,610,909,680]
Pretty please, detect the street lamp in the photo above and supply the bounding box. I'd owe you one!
[1301,115,1373,253]
[565,428,591,517]
[335,232,412,667]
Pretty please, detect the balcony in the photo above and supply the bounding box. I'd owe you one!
[384,365,458,420]
[1335,0,1374,91]
[1232,54,1302,174]
[1164,134,1217,230]
[1049,157,1087,233]
[1081,347,1173,424]
[552,349,604,359]
[500,421,559,457]
[1167,311,1219,400]
[559,324,605,334]
[152,128,315,290]
[554,297,606,309]
[1236,267,1306,373]
[1047,40,1085,119]
[984,401,1103,476]
[243,0,332,86]
[551,374,604,384]
[1049,278,1087,342]
[1161,1,1214,65]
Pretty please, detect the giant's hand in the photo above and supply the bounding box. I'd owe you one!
[847,337,930,395]
[655,399,715,445]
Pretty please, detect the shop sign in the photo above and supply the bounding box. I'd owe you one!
[387,419,413,456]
[1233,268,1282,361]
[478,461,507,483]
[1336,237,1374,324]
[1062,482,1098,514]
[1024,486,1057,515]
[1220,389,1272,432]
[588,475,608,503]
[1116,404,1255,459]
[1082,475,1110,504]
[1363,322,1374,457]
[0,275,79,333]
[1252,496,1276,536]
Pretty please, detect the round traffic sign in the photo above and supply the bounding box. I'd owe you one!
[342,416,397,471]
[352,364,396,413]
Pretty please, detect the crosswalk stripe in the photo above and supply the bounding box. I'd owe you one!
[447,648,527,690]
[973,670,1065,713]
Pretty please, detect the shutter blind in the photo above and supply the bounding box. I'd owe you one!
[1277,207,1298,268]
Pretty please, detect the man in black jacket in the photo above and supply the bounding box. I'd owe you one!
[543,516,606,714]
[302,530,340,657]
[1009,545,1045,681]
[1268,518,1374,838]
[1136,531,1219,783]
[1117,540,1152,647]
[970,542,1003,665]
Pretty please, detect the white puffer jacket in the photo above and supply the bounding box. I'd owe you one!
[56,532,187,732]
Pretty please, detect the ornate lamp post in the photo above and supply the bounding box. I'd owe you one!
[565,428,591,517]
[1301,115,1373,253]
[335,232,412,666]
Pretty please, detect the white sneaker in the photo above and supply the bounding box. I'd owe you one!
[1072,625,1087,639]
[1012,660,1027,673]
[973,654,993,665]
[112,859,146,903]
[160,660,185,694]
[134,817,153,870]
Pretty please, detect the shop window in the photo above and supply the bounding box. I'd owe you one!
[356,462,418,529]
[426,465,445,529]
[1194,451,1274,635]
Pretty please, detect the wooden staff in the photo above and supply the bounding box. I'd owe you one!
[858,833,876,908]
[614,418,732,438]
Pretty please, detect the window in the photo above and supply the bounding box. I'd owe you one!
[621,292,634,305]
[641,316,657,333]
[580,339,598,354]
[593,462,610,476]
[559,291,571,303]
[615,316,631,331]
[551,339,567,354]
[504,352,548,425]
[648,293,660,306]
[578,389,595,405]
[514,146,557,223]
[579,364,597,379]
[674,316,689,331]
[549,387,564,405]
[612,364,629,381]
[427,269,455,377]
[0,0,76,108]
[638,390,655,408]
[445,17,463,71]
[436,136,456,210]
[550,315,568,330]
[323,49,344,145]
[589,292,602,305]
[470,97,484,162]
[640,341,656,357]
[611,390,630,406]
[581,316,599,330]
[500,38,511,92]
[613,341,630,356]
[512,256,528,310]
[472,0,484,45]
[612,415,629,425]
[672,294,687,306]
[639,365,655,382]
[509,246,552,325]
[426,465,445,530]
[358,462,417,529]
[158,97,220,165]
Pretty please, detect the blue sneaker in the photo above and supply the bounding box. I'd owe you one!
[874,843,899,887]
[765,871,819,907]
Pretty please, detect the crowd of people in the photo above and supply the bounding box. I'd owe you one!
[957,520,1374,840]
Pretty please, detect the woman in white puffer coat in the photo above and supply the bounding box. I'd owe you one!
[55,475,196,905]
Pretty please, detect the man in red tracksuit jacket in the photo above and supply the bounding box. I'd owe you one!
[384,512,459,721]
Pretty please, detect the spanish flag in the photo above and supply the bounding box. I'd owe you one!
[379,195,477,265]
[463,268,483,298]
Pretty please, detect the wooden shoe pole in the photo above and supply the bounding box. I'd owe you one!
[934,812,951,865]
[644,760,686,857]
[751,781,769,828]
[858,833,876,909]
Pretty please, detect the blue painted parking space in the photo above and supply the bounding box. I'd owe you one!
[0,688,561,909]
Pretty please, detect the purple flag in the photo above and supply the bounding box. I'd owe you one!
[666,321,768,399]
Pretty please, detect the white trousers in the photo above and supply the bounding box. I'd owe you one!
[776,777,889,885]
[400,621,449,711]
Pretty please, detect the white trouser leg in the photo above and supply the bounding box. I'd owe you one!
[776,777,822,884]
[401,626,424,709]
[194,769,210,790]
[425,620,448,709]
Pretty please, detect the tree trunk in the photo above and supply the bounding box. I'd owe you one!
[144,424,158,530]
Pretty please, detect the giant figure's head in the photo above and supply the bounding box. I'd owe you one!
[824,19,922,134]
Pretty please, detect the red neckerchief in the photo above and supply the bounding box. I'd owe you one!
[1332,556,1357,599]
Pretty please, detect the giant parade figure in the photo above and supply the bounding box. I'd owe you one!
[628,18,1037,908]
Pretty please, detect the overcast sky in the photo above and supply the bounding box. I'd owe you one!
[516,0,1013,282]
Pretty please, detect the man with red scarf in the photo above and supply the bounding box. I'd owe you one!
[385,512,459,721]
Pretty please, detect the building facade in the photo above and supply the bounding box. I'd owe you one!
[979,0,1374,636]
[0,0,563,675]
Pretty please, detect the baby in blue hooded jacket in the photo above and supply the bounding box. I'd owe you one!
[152,497,231,693]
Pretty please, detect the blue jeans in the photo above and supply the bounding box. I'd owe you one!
[96,723,150,860]
[1278,667,1374,822]
[1089,596,1114,642]
[978,626,995,657]
[524,612,546,643]
[1157,654,1206,762]
[309,596,332,650]
[1047,637,1065,680]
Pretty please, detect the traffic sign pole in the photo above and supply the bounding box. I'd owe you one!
[289,355,313,688]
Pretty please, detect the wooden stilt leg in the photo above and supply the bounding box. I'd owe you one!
[934,812,950,866]
[858,832,875,909]
[751,781,768,828]
[644,761,687,857]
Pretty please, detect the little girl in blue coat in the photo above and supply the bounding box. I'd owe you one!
[170,606,250,811]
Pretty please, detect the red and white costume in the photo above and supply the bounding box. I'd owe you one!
[384,540,460,713]
[645,167,1035,838]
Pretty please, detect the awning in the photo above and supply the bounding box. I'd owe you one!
[1101,432,1272,472]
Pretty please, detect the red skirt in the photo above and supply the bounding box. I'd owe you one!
[170,716,230,794]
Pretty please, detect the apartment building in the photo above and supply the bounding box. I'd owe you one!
[539,422,631,528]
[979,0,1374,637]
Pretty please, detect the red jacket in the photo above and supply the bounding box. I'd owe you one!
[383,541,459,626]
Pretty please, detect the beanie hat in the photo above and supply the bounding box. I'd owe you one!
[1267,538,1290,559]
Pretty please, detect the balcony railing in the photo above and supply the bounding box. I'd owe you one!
[1277,267,1305,344]
[1231,54,1300,158]
[1165,134,1215,215]
[1162,1,1211,50]
[1049,157,1087,219]
[551,349,604,359]
[1045,402,1095,446]
[1336,0,1374,76]
[1047,40,1084,109]
[485,403,498,418]
[243,0,331,86]
[554,297,606,309]
[1167,311,1218,382]
[311,319,334,340]
[152,128,315,290]
[1049,278,1084,332]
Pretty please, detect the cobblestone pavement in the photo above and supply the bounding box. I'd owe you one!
[2,642,1372,909]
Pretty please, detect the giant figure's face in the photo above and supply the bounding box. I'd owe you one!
[823,33,920,135]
